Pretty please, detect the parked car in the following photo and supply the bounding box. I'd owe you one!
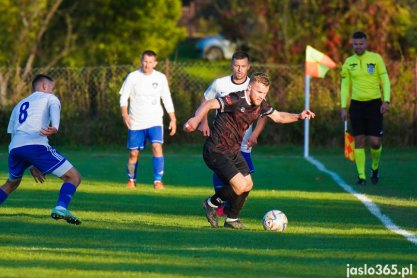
[195,34,236,61]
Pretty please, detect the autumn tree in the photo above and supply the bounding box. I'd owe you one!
[206,0,414,64]
[0,0,72,105]
[0,0,185,106]
[58,0,186,66]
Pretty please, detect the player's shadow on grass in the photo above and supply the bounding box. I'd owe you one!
[0,216,412,266]
[2,188,397,228]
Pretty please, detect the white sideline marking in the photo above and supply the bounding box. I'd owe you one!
[306,156,417,246]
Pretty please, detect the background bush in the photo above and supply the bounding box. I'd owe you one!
[0,60,416,147]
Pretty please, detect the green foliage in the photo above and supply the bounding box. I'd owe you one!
[0,0,185,107]
[59,0,186,66]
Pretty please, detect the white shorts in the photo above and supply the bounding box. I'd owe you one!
[240,125,253,153]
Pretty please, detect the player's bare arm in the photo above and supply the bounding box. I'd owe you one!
[197,99,211,137]
[168,112,177,136]
[29,166,46,184]
[340,108,348,121]
[184,99,220,132]
[120,106,131,128]
[40,127,58,136]
[268,109,315,124]
[246,116,268,148]
[380,102,390,114]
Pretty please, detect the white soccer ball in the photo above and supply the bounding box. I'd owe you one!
[262,210,288,232]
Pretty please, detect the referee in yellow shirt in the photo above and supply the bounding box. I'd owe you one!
[340,31,390,186]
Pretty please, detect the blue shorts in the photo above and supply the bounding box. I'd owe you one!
[127,126,163,150]
[8,145,73,181]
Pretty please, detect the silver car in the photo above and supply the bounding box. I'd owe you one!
[195,34,236,61]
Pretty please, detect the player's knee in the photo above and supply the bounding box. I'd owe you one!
[234,187,245,196]
[370,143,381,150]
[235,181,252,195]
[73,170,82,186]
[72,169,82,186]
[152,143,163,156]
[245,180,253,192]
[62,168,82,187]
[129,150,139,160]
[2,179,21,194]
[369,139,381,149]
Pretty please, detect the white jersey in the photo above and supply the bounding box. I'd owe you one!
[204,75,250,100]
[119,69,175,130]
[204,75,252,152]
[7,91,61,151]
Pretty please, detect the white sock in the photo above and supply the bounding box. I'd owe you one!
[207,198,218,208]
[226,217,238,222]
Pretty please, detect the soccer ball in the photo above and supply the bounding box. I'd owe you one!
[262,210,288,232]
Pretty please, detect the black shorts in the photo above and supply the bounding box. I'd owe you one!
[203,139,249,184]
[349,99,383,137]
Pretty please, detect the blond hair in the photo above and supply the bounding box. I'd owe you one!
[250,72,270,87]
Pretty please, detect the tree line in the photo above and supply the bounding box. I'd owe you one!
[0,0,416,146]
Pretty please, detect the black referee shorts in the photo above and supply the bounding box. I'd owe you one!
[349,99,383,137]
[203,139,249,184]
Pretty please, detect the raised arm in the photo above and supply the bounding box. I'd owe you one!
[183,99,221,133]
[268,109,315,124]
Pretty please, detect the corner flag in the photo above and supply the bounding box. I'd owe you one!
[303,45,336,158]
[344,132,355,161]
[344,121,355,161]
[305,45,336,78]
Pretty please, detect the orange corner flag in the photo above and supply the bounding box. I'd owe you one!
[344,131,355,161]
[305,45,336,78]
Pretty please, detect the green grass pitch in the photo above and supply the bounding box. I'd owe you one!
[0,145,416,277]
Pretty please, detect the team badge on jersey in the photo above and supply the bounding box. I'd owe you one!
[225,95,232,105]
[152,82,158,88]
[367,63,376,74]
[240,107,245,112]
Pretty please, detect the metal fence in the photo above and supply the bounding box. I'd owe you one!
[0,60,416,146]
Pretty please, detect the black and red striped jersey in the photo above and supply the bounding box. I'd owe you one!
[209,90,274,154]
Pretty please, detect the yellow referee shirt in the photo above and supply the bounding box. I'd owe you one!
[340,51,390,108]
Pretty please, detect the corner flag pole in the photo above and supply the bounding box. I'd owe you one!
[304,74,311,158]
[304,45,336,158]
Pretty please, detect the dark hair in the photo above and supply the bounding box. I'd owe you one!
[141,50,157,59]
[232,50,250,62]
[250,72,270,87]
[32,74,53,91]
[352,31,367,39]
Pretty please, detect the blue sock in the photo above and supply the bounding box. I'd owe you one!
[127,162,138,180]
[212,174,225,192]
[0,188,8,205]
[56,182,77,209]
[153,156,164,181]
[241,151,255,173]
